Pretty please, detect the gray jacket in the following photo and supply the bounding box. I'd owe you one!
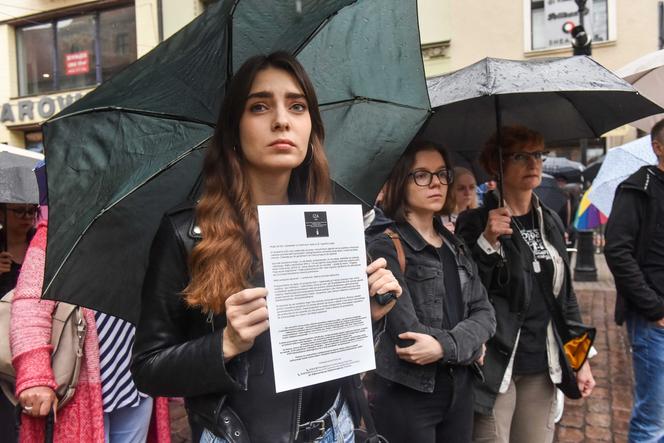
[366,220,496,393]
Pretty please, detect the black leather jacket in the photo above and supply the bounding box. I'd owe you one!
[130,202,367,443]
[366,220,495,393]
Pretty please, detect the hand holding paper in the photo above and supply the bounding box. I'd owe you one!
[223,287,270,362]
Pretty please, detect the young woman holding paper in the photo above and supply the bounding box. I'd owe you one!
[131,52,401,443]
[366,140,496,443]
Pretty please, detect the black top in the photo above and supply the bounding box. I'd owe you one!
[641,168,664,294]
[605,166,664,324]
[512,211,552,375]
[0,229,36,297]
[437,243,463,329]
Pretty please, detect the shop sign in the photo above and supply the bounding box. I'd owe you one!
[0,92,85,124]
[65,51,90,76]
[544,0,593,48]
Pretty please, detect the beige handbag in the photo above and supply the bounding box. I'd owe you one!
[0,289,86,409]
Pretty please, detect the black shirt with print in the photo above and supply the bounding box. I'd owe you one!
[512,210,553,375]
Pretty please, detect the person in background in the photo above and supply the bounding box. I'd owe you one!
[605,118,664,443]
[10,180,170,443]
[366,140,495,443]
[456,125,595,443]
[0,202,37,443]
[0,203,37,296]
[441,167,479,232]
[477,180,497,207]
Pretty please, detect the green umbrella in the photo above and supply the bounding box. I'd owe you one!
[42,0,430,322]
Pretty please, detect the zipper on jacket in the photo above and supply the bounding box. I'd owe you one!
[207,311,214,332]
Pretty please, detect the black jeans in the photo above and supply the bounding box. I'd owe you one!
[369,366,474,443]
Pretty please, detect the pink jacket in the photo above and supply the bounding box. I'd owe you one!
[10,222,171,442]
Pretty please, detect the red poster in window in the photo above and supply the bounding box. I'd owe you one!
[65,51,90,75]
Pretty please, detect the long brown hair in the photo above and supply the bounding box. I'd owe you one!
[382,140,453,223]
[185,52,332,314]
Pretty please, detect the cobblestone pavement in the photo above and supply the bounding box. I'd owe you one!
[169,255,630,443]
[554,254,633,443]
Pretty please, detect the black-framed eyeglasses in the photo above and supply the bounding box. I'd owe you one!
[8,206,39,219]
[504,150,550,164]
[409,168,454,187]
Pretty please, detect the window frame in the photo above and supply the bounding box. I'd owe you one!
[522,0,617,54]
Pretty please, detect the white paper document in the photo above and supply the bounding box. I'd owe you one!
[257,204,376,393]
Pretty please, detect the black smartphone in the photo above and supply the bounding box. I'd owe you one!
[366,251,397,305]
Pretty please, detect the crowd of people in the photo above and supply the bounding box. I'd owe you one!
[1,51,662,443]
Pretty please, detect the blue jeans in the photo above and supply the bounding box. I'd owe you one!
[626,311,664,443]
[200,393,354,443]
[103,396,153,443]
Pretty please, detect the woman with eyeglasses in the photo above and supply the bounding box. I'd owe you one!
[455,126,595,443]
[0,203,38,297]
[366,140,496,443]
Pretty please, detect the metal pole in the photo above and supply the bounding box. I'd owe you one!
[575,0,587,27]
[495,95,505,206]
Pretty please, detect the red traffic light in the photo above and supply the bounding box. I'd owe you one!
[562,21,575,34]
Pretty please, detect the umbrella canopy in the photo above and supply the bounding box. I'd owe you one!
[0,145,44,204]
[542,156,585,183]
[574,188,607,230]
[421,56,663,157]
[588,135,657,216]
[42,0,430,322]
[615,49,664,132]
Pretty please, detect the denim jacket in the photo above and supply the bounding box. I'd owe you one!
[366,219,496,393]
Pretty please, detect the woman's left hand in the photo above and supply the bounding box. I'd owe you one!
[395,332,443,365]
[366,258,402,321]
[576,360,595,398]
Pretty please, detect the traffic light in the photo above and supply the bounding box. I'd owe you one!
[571,25,592,56]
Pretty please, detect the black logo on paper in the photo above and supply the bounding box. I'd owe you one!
[304,211,329,238]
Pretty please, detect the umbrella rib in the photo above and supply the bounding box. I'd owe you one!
[42,138,211,298]
[292,0,360,57]
[226,0,240,83]
[46,106,216,128]
[320,96,430,112]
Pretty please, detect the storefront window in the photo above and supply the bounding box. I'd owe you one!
[57,15,97,91]
[16,5,136,97]
[17,23,55,96]
[100,7,137,81]
[529,0,610,51]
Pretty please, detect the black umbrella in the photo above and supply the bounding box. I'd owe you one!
[582,155,604,183]
[420,56,663,197]
[41,0,430,322]
[542,157,585,183]
[534,174,567,213]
